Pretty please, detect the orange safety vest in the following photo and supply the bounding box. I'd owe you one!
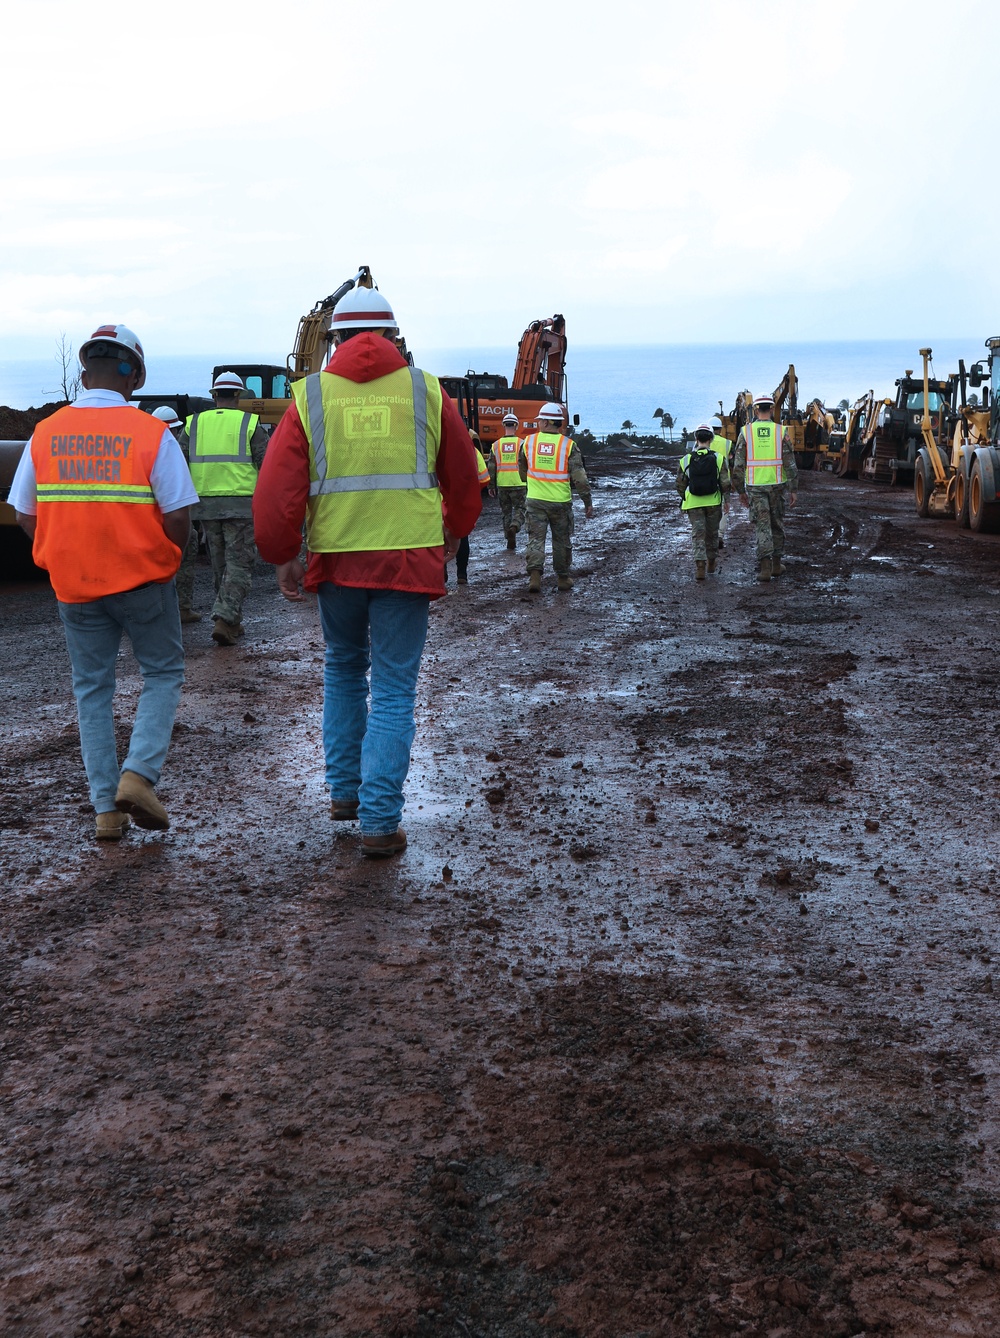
[524,431,573,502]
[31,405,182,603]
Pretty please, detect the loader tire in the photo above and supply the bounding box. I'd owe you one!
[954,465,971,529]
[969,460,1000,533]
[914,457,931,518]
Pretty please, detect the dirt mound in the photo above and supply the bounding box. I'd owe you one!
[0,402,66,439]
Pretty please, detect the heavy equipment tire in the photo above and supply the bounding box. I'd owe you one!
[914,457,931,517]
[969,460,1000,533]
[954,465,971,529]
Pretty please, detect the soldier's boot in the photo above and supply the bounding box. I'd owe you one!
[695,561,706,581]
[717,536,725,550]
[557,574,574,591]
[771,556,785,576]
[707,557,717,574]
[758,557,772,584]
[506,532,516,551]
[212,618,240,646]
[179,607,202,624]
[528,570,542,593]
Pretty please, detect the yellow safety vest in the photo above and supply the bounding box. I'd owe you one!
[492,434,523,487]
[524,431,573,503]
[744,421,785,488]
[185,409,260,496]
[680,436,728,510]
[292,364,444,552]
[475,447,490,486]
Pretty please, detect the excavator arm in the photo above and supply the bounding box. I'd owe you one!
[287,266,375,380]
[511,315,567,400]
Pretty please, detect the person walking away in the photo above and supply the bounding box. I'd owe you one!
[489,411,527,549]
[676,423,731,579]
[182,371,269,644]
[518,403,594,592]
[448,431,490,585]
[153,406,203,624]
[8,325,197,838]
[253,286,482,858]
[732,394,798,584]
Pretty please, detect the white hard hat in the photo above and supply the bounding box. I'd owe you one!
[502,411,519,425]
[78,324,146,389]
[331,287,398,331]
[212,371,246,394]
[151,405,183,429]
[753,394,775,407]
[694,423,714,435]
[537,402,564,421]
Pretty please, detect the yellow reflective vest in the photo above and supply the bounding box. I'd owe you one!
[492,434,523,487]
[475,447,490,486]
[291,364,444,552]
[524,431,573,502]
[185,408,260,497]
[680,436,728,510]
[742,421,786,488]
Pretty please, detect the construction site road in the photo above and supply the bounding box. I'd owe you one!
[3,457,1000,1338]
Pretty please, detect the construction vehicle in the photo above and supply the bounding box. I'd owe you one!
[450,315,578,447]
[928,338,1000,531]
[827,390,880,478]
[715,365,832,467]
[851,359,958,486]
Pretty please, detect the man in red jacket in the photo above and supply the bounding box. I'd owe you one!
[254,286,481,857]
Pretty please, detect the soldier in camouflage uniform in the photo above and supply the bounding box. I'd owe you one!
[180,372,269,643]
[518,403,593,592]
[731,393,798,584]
[676,423,731,579]
[488,411,527,549]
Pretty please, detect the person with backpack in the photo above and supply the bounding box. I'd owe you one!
[676,423,731,580]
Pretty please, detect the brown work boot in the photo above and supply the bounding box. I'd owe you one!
[331,799,359,821]
[114,771,169,831]
[506,533,516,551]
[95,811,130,841]
[557,574,574,591]
[528,570,542,593]
[707,557,717,573]
[695,561,706,581]
[758,557,772,584]
[212,618,240,646]
[362,828,407,859]
[179,607,201,624]
[771,556,785,576]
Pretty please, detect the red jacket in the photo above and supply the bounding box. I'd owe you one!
[253,335,482,597]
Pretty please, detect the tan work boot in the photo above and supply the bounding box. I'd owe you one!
[758,558,772,584]
[96,811,130,841]
[179,607,202,624]
[707,557,717,573]
[212,618,240,646]
[114,771,169,831]
[362,827,407,859]
[528,570,542,593]
[557,574,574,591]
[771,556,785,576]
[695,561,706,581]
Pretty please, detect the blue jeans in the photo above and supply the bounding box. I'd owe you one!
[58,580,185,813]
[316,585,430,836]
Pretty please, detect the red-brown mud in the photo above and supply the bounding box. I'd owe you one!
[3,459,1000,1336]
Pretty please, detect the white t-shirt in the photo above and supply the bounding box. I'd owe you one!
[8,389,200,516]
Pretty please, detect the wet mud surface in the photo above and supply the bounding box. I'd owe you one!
[3,458,1000,1336]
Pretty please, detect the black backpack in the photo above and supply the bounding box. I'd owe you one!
[687,447,720,497]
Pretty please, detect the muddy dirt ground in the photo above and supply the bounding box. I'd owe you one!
[3,458,1000,1337]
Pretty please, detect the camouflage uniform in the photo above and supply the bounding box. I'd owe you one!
[676,443,731,562]
[731,427,798,560]
[518,442,592,576]
[178,419,269,625]
[175,526,201,612]
[487,452,527,538]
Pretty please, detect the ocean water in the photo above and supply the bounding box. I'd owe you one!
[0,338,984,437]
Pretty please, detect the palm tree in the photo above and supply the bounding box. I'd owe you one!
[622,419,635,437]
[653,408,674,442]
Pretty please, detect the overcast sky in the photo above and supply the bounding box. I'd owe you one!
[3,0,996,363]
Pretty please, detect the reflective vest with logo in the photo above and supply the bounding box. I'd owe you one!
[184,409,260,497]
[744,421,785,487]
[475,447,490,486]
[30,405,181,603]
[680,436,728,510]
[291,364,444,552]
[492,434,523,487]
[524,431,573,502]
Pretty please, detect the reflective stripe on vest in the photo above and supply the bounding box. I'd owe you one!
[492,435,523,486]
[185,409,259,497]
[525,431,572,502]
[291,365,444,552]
[475,448,490,486]
[746,421,783,486]
[30,405,180,603]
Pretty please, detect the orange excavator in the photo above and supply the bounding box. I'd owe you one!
[441,315,577,448]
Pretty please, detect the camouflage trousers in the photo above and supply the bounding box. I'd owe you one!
[498,485,527,537]
[686,504,722,562]
[526,499,574,576]
[202,519,257,625]
[175,526,201,612]
[747,486,787,559]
